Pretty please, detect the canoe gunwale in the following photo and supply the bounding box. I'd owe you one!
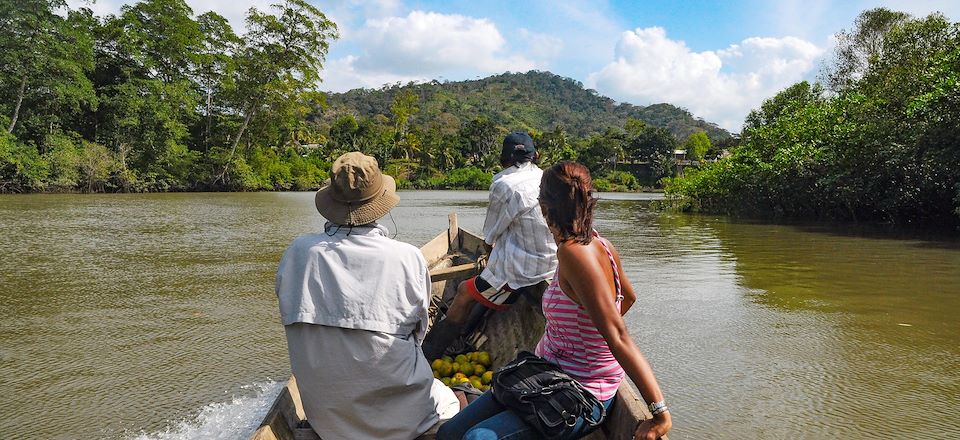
[250,213,661,440]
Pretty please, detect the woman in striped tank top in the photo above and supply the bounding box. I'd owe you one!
[536,161,671,440]
[437,162,671,440]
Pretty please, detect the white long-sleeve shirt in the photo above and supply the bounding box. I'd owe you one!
[275,223,458,440]
[480,162,558,290]
[276,223,429,337]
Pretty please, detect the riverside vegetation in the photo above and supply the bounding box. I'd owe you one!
[8,2,952,228]
[664,8,960,229]
[0,0,728,194]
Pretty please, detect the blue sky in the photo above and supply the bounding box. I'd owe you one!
[71,0,960,132]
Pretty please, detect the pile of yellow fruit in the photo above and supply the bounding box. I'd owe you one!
[432,351,494,391]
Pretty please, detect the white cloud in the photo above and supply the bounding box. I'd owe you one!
[764,0,960,48]
[322,10,536,91]
[66,0,272,33]
[67,0,122,17]
[356,0,403,17]
[587,27,824,132]
[765,0,835,41]
[517,28,564,61]
[322,0,403,41]
[354,10,534,74]
[320,55,428,92]
[545,0,620,61]
[183,0,273,32]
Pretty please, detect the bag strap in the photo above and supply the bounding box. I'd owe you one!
[493,351,607,430]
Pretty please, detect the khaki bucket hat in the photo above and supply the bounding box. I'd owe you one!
[315,152,399,225]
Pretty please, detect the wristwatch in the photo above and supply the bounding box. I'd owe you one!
[648,400,668,415]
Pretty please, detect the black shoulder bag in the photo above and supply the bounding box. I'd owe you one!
[491,351,606,438]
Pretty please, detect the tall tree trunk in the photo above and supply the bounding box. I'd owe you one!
[232,109,253,151]
[216,107,255,184]
[204,90,212,150]
[7,75,27,134]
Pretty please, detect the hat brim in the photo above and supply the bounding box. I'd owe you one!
[315,174,399,225]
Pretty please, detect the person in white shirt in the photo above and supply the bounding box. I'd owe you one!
[275,152,459,440]
[422,132,559,361]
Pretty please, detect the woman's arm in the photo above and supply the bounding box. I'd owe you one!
[558,244,671,440]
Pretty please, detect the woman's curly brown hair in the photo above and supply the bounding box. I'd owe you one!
[539,161,596,244]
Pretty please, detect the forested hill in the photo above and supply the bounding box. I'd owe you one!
[324,71,731,141]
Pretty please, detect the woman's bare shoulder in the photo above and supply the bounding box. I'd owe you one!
[558,240,604,265]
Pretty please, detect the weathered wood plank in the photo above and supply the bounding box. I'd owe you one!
[458,230,486,260]
[420,233,451,266]
[250,425,278,440]
[285,377,307,426]
[429,263,476,282]
[447,212,459,250]
[603,381,668,440]
[428,257,455,309]
[251,382,299,440]
[292,427,320,440]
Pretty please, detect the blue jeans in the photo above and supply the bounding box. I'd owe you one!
[437,390,613,440]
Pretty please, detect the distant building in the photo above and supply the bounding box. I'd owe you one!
[673,149,696,176]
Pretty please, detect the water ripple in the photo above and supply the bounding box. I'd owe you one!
[2,192,958,439]
[125,381,283,440]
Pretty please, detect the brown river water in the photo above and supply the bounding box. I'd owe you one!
[0,191,957,439]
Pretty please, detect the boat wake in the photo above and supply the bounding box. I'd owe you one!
[127,380,284,440]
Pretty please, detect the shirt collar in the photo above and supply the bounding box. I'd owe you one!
[323,222,390,237]
[495,161,538,178]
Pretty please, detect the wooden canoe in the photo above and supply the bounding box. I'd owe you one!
[251,213,662,440]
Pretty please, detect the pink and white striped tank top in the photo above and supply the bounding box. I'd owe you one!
[535,231,625,400]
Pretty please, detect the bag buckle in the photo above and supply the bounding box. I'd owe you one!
[562,410,577,427]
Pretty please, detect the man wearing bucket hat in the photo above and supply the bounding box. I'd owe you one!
[421,132,559,361]
[276,152,459,440]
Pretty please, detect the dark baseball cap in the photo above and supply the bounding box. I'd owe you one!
[501,131,536,163]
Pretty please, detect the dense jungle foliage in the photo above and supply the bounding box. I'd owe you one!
[325,71,730,141]
[665,8,960,228]
[0,0,728,194]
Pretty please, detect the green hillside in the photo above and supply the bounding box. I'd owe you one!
[323,71,731,141]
